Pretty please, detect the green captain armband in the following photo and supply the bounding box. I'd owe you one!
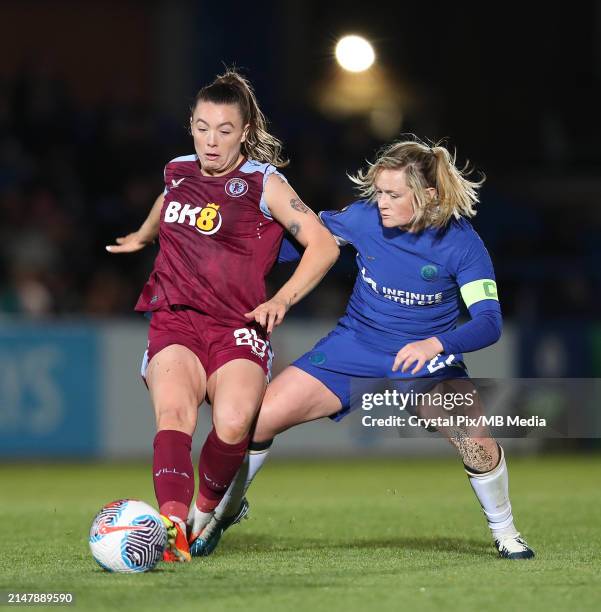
[460,279,498,308]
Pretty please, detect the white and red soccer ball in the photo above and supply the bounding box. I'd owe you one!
[89,499,167,573]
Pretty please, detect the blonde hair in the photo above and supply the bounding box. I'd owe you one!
[349,136,485,232]
[191,69,288,168]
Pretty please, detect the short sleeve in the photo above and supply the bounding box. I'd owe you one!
[163,164,169,195]
[318,201,365,246]
[259,166,288,219]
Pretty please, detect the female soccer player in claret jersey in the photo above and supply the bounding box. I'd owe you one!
[202,137,535,561]
[107,70,339,561]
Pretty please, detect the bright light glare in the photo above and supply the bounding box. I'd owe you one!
[335,35,375,72]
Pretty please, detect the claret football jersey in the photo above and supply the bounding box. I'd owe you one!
[135,155,286,324]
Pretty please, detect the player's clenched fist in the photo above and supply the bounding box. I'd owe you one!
[245,296,290,334]
[392,337,444,375]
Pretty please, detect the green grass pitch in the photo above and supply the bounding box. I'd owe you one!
[1,455,600,611]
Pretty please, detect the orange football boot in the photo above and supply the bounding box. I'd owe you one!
[161,515,191,562]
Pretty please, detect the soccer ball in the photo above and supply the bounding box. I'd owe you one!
[89,499,167,573]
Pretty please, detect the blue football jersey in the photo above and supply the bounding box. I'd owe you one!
[319,201,498,352]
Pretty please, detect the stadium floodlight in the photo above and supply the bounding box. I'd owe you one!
[335,35,375,72]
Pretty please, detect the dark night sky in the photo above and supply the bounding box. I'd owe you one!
[305,2,598,167]
[190,0,600,173]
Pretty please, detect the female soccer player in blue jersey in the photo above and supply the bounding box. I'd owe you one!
[194,137,534,560]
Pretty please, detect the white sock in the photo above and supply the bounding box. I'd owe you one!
[466,445,518,539]
[214,447,272,519]
[186,504,213,538]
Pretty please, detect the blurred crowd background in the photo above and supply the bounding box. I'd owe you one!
[1,1,601,459]
[1,0,599,323]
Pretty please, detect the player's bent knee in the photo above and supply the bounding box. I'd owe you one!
[214,422,250,444]
[213,409,254,444]
[155,403,197,434]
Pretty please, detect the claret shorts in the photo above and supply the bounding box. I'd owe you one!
[140,306,273,381]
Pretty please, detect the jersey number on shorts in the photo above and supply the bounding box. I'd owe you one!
[427,353,456,374]
[234,328,267,359]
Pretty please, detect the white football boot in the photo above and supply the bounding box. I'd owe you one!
[494,533,535,559]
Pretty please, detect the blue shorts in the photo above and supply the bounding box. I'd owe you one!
[293,324,468,421]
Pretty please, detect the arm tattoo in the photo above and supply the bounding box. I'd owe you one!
[288,222,300,237]
[290,197,310,214]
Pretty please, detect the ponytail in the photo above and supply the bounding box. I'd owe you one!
[431,145,482,227]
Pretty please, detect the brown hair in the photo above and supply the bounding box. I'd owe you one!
[349,136,485,232]
[191,69,288,168]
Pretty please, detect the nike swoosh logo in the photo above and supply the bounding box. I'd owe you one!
[172,178,185,187]
[97,523,147,535]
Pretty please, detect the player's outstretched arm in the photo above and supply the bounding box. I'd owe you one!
[244,175,339,333]
[106,192,165,254]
